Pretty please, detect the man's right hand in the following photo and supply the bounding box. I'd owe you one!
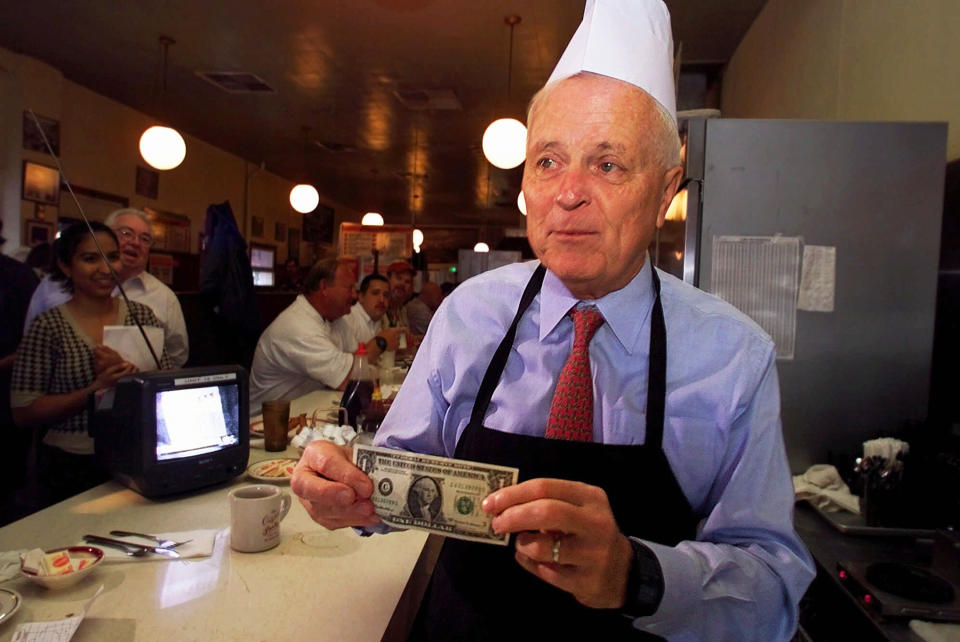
[291,441,381,530]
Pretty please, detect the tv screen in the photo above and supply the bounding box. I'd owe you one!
[92,365,250,497]
[155,383,241,461]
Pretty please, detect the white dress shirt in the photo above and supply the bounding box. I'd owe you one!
[339,303,388,349]
[23,272,189,368]
[248,295,353,414]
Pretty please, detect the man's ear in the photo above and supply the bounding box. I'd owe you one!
[655,166,684,229]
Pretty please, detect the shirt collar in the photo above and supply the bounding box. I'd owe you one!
[295,294,329,327]
[538,255,655,355]
[353,303,375,326]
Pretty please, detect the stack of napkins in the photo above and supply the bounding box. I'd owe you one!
[290,422,357,449]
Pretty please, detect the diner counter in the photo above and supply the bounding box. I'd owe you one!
[0,390,430,641]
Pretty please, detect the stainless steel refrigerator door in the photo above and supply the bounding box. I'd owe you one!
[688,119,946,472]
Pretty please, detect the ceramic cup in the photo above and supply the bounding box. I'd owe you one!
[229,484,291,552]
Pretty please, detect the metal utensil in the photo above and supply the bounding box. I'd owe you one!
[108,530,191,549]
[82,537,149,557]
[84,534,180,558]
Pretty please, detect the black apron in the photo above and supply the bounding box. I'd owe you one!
[411,265,699,641]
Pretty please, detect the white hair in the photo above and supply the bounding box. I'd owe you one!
[104,208,150,228]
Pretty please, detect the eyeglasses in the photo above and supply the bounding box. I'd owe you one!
[116,226,153,247]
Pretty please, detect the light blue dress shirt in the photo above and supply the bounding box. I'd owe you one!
[376,258,814,641]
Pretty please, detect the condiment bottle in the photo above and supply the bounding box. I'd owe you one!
[340,343,376,429]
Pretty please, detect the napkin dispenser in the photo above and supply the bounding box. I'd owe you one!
[91,365,250,497]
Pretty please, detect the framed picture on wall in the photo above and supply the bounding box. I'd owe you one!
[302,204,333,244]
[288,228,300,261]
[22,161,61,205]
[22,112,60,156]
[135,166,159,199]
[275,221,286,242]
[25,219,54,247]
[251,215,264,238]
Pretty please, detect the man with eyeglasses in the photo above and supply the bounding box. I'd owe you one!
[23,208,189,368]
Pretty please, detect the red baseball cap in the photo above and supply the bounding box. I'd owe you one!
[386,260,415,275]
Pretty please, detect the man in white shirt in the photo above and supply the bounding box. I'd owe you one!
[339,274,402,352]
[23,208,189,368]
[249,258,400,414]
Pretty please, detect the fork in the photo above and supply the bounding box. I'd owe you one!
[84,538,149,557]
[109,530,191,549]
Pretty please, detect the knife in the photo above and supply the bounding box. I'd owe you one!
[84,534,181,558]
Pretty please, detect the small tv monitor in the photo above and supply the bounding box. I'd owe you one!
[91,365,249,497]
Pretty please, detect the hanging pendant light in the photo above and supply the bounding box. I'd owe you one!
[473,242,490,253]
[362,212,384,226]
[140,36,186,171]
[290,184,320,213]
[482,16,526,170]
[517,191,527,215]
[289,126,319,213]
[412,228,424,253]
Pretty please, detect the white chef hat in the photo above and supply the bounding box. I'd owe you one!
[547,0,677,122]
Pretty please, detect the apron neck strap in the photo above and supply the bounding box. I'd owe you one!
[469,264,546,427]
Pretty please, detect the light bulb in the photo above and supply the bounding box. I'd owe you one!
[473,242,490,253]
[289,184,319,213]
[412,228,424,252]
[482,118,527,169]
[517,191,527,215]
[361,212,384,226]
[139,126,186,170]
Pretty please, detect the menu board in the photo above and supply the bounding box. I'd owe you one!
[338,223,413,262]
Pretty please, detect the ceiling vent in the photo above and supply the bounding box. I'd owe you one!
[393,88,462,111]
[314,141,358,153]
[196,71,275,93]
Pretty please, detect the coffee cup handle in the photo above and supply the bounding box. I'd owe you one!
[278,493,292,522]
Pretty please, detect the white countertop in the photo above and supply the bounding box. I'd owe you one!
[0,390,429,641]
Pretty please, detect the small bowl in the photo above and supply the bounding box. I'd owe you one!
[20,546,104,590]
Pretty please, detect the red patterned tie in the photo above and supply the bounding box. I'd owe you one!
[545,306,605,441]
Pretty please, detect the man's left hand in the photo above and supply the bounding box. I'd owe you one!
[481,478,634,609]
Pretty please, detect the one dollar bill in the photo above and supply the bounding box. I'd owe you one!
[353,444,518,545]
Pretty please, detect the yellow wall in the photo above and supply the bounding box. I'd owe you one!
[0,45,359,261]
[723,0,960,160]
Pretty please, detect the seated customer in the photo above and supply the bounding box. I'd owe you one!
[23,208,189,367]
[404,280,443,336]
[340,273,403,358]
[249,256,400,414]
[11,222,171,505]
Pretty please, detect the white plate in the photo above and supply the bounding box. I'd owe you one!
[247,458,297,482]
[0,588,22,625]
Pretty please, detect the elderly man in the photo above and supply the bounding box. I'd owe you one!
[23,208,189,368]
[249,257,400,414]
[291,1,813,640]
[404,280,443,336]
[338,273,402,354]
[384,260,415,328]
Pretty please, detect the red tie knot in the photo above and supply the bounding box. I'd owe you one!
[571,306,605,345]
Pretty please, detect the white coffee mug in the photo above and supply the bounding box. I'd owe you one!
[229,484,291,553]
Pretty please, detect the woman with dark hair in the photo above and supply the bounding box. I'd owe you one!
[11,222,170,504]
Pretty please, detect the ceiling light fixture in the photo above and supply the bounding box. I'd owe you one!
[473,242,490,253]
[289,126,319,214]
[517,191,527,216]
[139,36,186,170]
[362,212,384,226]
[412,228,424,253]
[482,15,526,170]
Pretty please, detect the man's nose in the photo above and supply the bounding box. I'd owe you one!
[554,166,591,211]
